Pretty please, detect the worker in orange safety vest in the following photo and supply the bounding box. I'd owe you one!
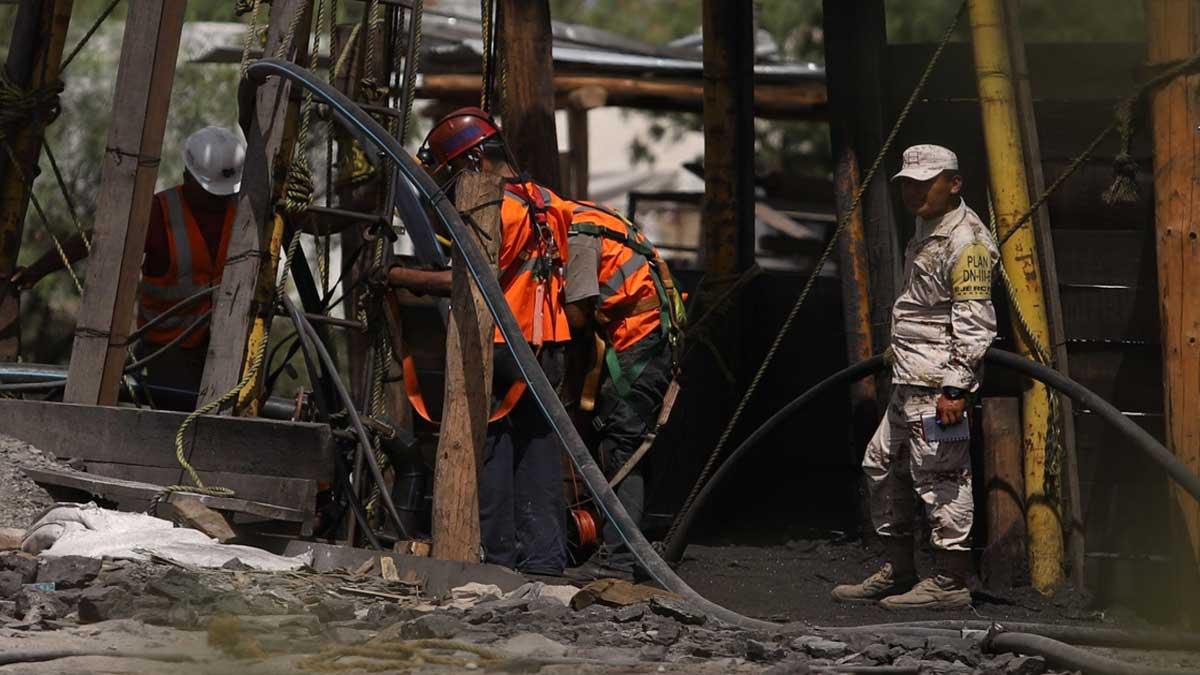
[384,107,573,574]
[8,127,244,411]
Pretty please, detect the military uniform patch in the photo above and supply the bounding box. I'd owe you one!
[951,242,992,301]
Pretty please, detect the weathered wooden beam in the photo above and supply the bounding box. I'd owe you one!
[416,73,827,120]
[823,0,902,361]
[1146,0,1200,592]
[0,398,334,480]
[0,0,73,361]
[198,0,314,409]
[700,0,755,278]
[431,172,502,563]
[497,0,561,191]
[981,397,1027,590]
[24,466,308,523]
[1002,0,1084,589]
[63,0,185,404]
[563,87,603,200]
[833,147,878,536]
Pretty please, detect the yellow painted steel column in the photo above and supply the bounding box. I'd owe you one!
[967,0,1065,593]
[235,212,287,415]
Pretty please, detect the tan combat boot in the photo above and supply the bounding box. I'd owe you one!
[879,550,972,610]
[831,562,917,603]
[831,537,917,603]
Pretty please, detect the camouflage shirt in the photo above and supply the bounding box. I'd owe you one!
[890,200,999,391]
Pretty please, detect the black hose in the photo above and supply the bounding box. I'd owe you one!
[663,347,1200,564]
[126,285,215,343]
[242,60,777,631]
[842,620,1200,652]
[988,632,1190,675]
[286,296,412,542]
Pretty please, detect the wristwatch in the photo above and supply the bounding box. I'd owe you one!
[941,386,967,401]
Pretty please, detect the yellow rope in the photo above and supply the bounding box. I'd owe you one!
[169,231,302,497]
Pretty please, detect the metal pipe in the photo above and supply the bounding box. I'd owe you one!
[968,0,1063,592]
[286,295,411,542]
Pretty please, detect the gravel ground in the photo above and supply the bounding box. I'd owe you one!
[0,434,57,530]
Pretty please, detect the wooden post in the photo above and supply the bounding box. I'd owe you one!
[1146,0,1200,578]
[564,87,606,201]
[981,397,1027,590]
[431,172,502,562]
[822,0,902,358]
[497,0,562,191]
[198,0,313,409]
[64,1,186,405]
[700,0,756,277]
[1001,0,1085,588]
[833,148,879,535]
[0,0,73,361]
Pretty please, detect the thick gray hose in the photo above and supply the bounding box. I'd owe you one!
[242,60,777,631]
[831,620,1200,652]
[988,632,1191,675]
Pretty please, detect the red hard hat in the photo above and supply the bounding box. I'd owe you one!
[420,107,500,173]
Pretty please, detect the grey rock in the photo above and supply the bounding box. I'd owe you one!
[16,588,68,623]
[925,637,980,666]
[639,644,667,661]
[791,635,849,658]
[649,596,707,625]
[0,553,38,584]
[365,603,420,625]
[466,608,496,625]
[148,568,216,603]
[494,632,570,658]
[613,604,645,623]
[862,643,892,663]
[1006,655,1047,675]
[37,556,101,589]
[78,585,131,623]
[889,634,928,651]
[455,629,501,644]
[746,638,786,662]
[307,597,356,623]
[326,626,375,645]
[0,571,22,599]
[652,621,682,645]
[400,613,466,640]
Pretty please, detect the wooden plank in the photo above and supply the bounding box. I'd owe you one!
[1146,0,1200,579]
[1060,286,1160,342]
[23,466,307,523]
[0,0,73,361]
[64,0,186,405]
[417,73,826,120]
[0,398,334,479]
[431,172,502,562]
[198,0,313,409]
[84,461,317,513]
[982,397,1027,590]
[1051,230,1156,287]
[497,0,562,191]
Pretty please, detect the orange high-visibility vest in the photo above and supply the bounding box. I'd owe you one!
[568,201,663,351]
[496,180,571,347]
[136,186,234,348]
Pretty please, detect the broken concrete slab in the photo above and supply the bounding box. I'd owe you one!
[285,540,525,598]
[649,596,707,625]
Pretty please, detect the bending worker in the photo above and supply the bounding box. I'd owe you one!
[387,107,572,575]
[832,144,998,610]
[563,200,682,580]
[9,127,244,411]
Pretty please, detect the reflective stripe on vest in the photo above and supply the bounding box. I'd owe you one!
[598,251,649,300]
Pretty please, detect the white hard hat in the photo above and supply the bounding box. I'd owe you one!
[183,127,246,196]
[892,144,959,182]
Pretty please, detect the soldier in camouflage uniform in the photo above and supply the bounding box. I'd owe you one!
[832,145,999,610]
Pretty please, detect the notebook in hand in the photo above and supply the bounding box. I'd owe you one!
[921,412,970,443]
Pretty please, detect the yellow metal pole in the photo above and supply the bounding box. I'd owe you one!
[967,0,1065,593]
[235,211,287,415]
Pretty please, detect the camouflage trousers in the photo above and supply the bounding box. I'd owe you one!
[862,385,973,551]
